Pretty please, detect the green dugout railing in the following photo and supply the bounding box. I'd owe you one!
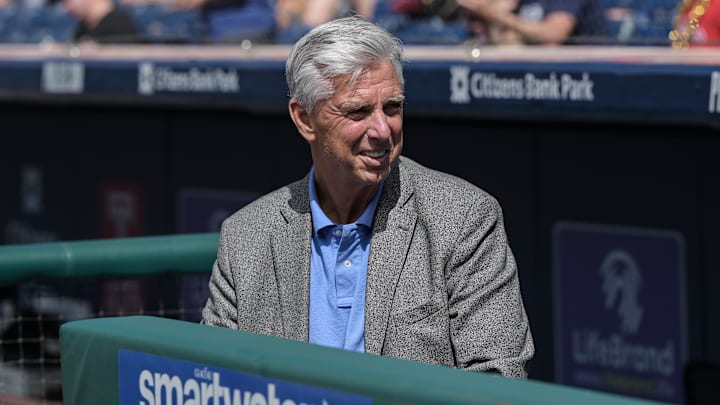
[0,233,219,284]
[60,316,670,405]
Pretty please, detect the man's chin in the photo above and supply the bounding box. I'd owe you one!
[356,168,390,186]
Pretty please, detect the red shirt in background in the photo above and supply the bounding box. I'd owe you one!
[678,0,720,46]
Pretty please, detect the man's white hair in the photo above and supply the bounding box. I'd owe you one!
[285,16,405,112]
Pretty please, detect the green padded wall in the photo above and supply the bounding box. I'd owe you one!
[60,316,671,405]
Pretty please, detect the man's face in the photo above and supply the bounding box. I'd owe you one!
[303,60,404,190]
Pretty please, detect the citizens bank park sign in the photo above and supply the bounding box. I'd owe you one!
[119,350,371,405]
[448,65,595,104]
[21,60,720,125]
[553,222,687,404]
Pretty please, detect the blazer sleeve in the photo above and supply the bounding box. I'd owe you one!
[201,226,239,329]
[445,195,534,378]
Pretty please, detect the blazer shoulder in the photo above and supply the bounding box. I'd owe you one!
[400,156,500,213]
[221,177,307,237]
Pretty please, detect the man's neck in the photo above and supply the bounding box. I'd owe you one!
[313,171,380,225]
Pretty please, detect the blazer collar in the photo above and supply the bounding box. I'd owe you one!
[364,159,417,354]
[274,173,312,342]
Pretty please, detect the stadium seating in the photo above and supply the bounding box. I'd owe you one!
[128,4,206,43]
[602,0,676,44]
[0,5,76,43]
[0,0,681,45]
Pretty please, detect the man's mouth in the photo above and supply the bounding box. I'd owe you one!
[360,150,387,159]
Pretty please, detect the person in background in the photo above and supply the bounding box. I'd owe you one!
[463,0,523,44]
[63,0,139,43]
[1,0,51,9]
[384,0,459,19]
[202,16,534,377]
[458,0,607,45]
[670,0,720,47]
[122,0,274,43]
[175,0,274,42]
[275,0,377,42]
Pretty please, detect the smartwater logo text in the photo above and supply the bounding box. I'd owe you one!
[119,350,371,405]
[138,371,315,405]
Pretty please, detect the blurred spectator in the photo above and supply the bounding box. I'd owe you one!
[1,0,53,8]
[275,0,377,43]
[123,0,274,43]
[372,0,470,45]
[458,0,607,44]
[386,0,459,20]
[670,0,720,47]
[275,0,306,30]
[276,0,375,28]
[190,0,274,42]
[63,0,139,43]
[462,0,523,44]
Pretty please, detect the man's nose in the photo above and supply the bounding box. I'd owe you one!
[367,109,391,141]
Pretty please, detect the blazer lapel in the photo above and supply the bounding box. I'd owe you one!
[364,162,417,355]
[273,178,312,343]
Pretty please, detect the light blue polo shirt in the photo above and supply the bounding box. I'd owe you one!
[308,168,383,352]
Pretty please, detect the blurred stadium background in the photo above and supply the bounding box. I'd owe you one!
[1,0,720,404]
[0,0,692,45]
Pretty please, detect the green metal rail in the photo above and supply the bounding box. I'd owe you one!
[0,233,219,284]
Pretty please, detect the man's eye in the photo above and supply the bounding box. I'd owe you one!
[346,110,368,120]
[384,102,403,115]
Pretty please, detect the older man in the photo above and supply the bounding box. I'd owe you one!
[202,16,534,378]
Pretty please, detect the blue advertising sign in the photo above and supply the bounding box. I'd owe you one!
[118,349,372,405]
[553,222,687,404]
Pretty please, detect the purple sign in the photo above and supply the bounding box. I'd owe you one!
[176,188,259,322]
[177,188,259,233]
[553,222,687,404]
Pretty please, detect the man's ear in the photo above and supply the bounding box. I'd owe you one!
[289,98,315,142]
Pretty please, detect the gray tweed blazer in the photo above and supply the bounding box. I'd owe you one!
[202,156,534,378]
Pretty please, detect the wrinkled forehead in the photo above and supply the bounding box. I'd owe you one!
[328,60,403,99]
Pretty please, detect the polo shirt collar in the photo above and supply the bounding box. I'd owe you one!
[308,167,383,234]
